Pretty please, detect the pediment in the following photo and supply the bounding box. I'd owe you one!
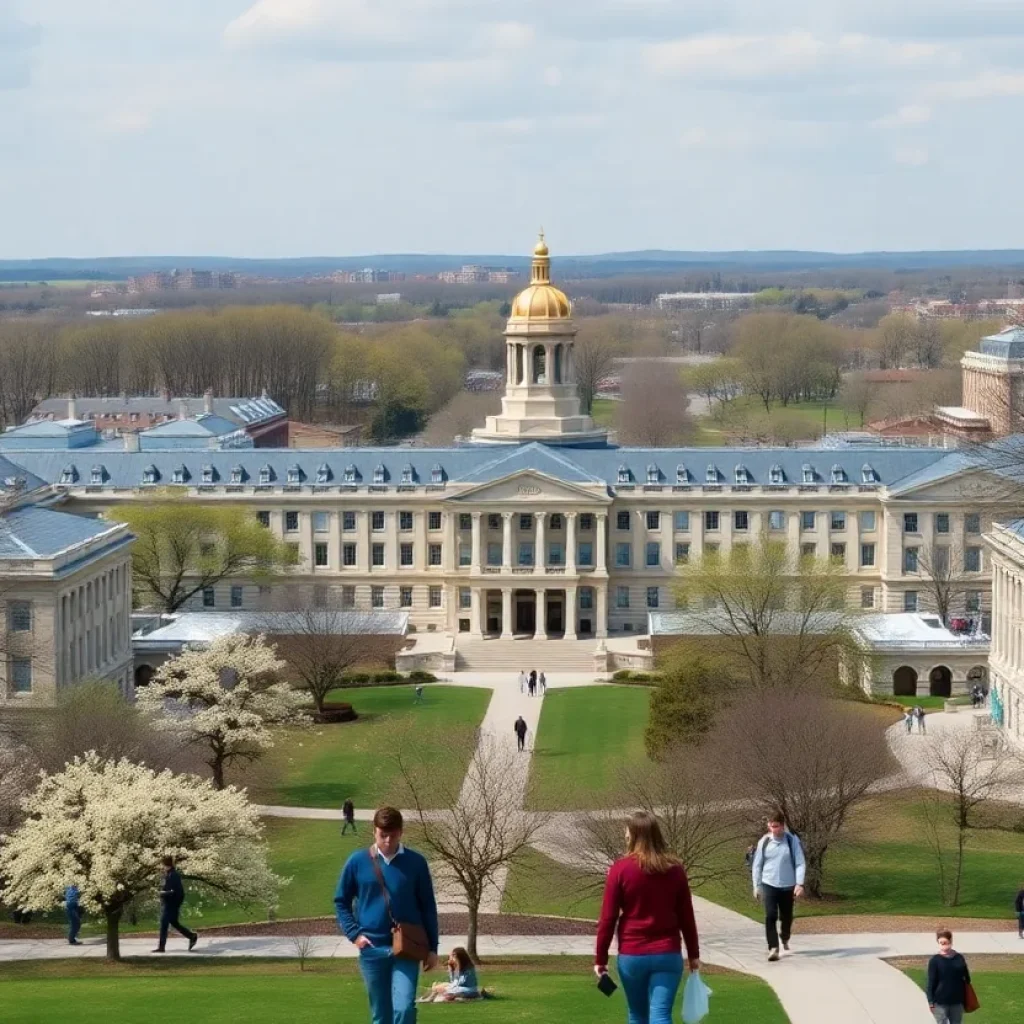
[447,469,610,505]
[889,467,1023,504]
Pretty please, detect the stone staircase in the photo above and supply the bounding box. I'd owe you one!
[454,637,599,672]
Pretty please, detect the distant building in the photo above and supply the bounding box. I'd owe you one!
[892,298,1024,321]
[127,270,237,293]
[287,421,364,448]
[332,269,405,284]
[438,265,522,284]
[655,292,758,311]
[376,293,402,305]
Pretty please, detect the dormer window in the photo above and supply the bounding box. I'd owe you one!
[90,465,105,485]
[802,464,814,484]
[769,464,784,485]
[617,465,630,484]
[143,465,158,485]
[646,464,659,484]
[676,465,688,484]
[431,464,444,484]
[706,464,718,483]
[861,464,877,483]
[287,465,301,485]
[230,465,244,484]
[734,465,751,484]
[344,464,357,484]
[831,464,846,484]
[59,465,77,485]
[401,464,414,485]
[172,465,188,485]
[258,465,272,485]
[201,465,215,484]
[373,464,386,485]
[316,464,331,484]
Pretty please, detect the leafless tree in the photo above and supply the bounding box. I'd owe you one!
[393,730,554,962]
[703,689,891,897]
[617,362,692,446]
[839,372,875,427]
[420,390,502,444]
[291,934,320,971]
[573,331,617,414]
[915,542,980,626]
[0,322,59,427]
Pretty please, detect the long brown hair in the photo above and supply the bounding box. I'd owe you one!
[626,811,679,874]
[450,946,473,972]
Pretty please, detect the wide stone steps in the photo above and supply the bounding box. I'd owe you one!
[454,637,598,672]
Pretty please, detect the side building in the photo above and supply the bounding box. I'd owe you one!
[985,519,1024,747]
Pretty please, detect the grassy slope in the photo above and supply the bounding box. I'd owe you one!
[904,967,1024,1023]
[0,958,789,1024]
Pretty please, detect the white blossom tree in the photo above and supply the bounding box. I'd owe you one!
[0,753,282,959]
[136,634,310,789]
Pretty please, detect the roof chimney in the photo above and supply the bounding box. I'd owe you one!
[203,388,214,415]
[68,395,77,421]
[123,432,140,452]
[178,399,188,420]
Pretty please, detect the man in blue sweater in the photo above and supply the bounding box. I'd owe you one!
[335,806,439,1024]
[752,810,806,962]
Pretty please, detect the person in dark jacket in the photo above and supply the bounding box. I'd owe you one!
[594,811,700,1024]
[64,884,82,945]
[153,856,198,953]
[926,929,971,1023]
[514,716,528,752]
[1015,884,1024,939]
[342,798,358,835]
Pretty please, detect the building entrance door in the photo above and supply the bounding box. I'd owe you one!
[515,591,536,634]
[546,593,564,635]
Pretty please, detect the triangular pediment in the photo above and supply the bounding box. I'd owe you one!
[888,465,1024,503]
[447,468,610,504]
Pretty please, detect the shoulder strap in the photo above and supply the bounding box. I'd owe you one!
[786,832,796,862]
[368,848,396,926]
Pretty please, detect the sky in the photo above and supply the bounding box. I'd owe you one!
[3,0,1024,258]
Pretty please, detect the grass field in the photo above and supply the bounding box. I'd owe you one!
[903,961,1024,1022]
[0,958,789,1024]
[527,685,651,810]
[890,695,973,710]
[241,684,491,809]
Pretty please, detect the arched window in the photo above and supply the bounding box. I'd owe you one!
[532,345,547,384]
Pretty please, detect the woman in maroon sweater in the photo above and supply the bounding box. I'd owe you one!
[594,811,701,1024]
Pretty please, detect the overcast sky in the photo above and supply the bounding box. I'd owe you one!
[3,0,1024,258]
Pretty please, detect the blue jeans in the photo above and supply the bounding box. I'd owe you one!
[358,946,420,1024]
[66,905,81,944]
[617,952,684,1024]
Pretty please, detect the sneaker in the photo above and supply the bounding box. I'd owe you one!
[151,948,165,954]
[782,940,790,951]
[188,933,199,951]
[767,948,780,962]
[68,940,82,946]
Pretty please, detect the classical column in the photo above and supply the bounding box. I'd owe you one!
[331,509,343,571]
[502,511,514,571]
[470,511,482,575]
[535,511,547,571]
[501,586,514,640]
[470,587,483,639]
[534,587,548,639]
[565,585,578,640]
[415,509,428,572]
[443,510,456,572]
[566,512,577,574]
[359,510,371,572]
[544,343,555,385]
[596,512,607,571]
[595,584,608,638]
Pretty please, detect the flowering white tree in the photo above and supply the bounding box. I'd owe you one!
[0,753,282,959]
[136,633,310,789]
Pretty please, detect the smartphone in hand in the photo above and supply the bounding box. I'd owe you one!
[597,973,618,997]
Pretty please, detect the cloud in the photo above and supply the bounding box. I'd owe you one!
[876,103,933,126]
[893,145,930,166]
[932,70,1024,100]
[0,2,41,89]
[98,110,151,135]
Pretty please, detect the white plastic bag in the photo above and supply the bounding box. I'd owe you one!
[681,970,713,1023]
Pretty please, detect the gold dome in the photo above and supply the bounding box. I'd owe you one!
[509,232,571,321]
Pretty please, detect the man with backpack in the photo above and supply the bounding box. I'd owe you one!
[751,810,806,962]
[341,798,357,835]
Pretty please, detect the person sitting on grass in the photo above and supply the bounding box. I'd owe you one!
[420,947,485,1001]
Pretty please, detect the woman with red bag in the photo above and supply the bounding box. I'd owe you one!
[926,929,977,1022]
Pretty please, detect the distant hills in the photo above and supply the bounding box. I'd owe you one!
[3,249,1024,282]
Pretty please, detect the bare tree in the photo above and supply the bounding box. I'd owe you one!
[393,730,553,962]
[915,542,978,626]
[573,331,617,414]
[617,362,692,446]
[420,390,502,444]
[839,372,875,427]
[704,689,890,897]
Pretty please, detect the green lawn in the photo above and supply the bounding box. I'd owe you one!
[243,684,491,809]
[528,686,651,810]
[590,398,618,427]
[904,964,1024,1023]
[0,958,789,1024]
[889,695,972,710]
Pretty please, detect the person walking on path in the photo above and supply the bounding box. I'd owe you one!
[926,929,972,1023]
[519,670,527,694]
[916,706,927,734]
[528,670,537,697]
[342,798,358,836]
[752,810,806,962]
[153,856,198,953]
[538,671,546,694]
[904,708,914,734]
[64,883,82,946]
[1015,884,1024,939]
[594,811,700,1024]
[335,806,439,1024]
[413,685,424,705]
[514,716,528,752]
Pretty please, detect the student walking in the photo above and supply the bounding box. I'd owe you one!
[926,929,973,1023]
[528,670,537,697]
[752,810,806,962]
[413,685,425,705]
[1015,884,1024,939]
[594,811,700,1024]
[519,671,527,694]
[538,671,546,695]
[335,806,440,1024]
[514,715,528,752]
[916,706,927,734]
[64,883,82,946]
[342,798,358,835]
[153,856,198,953]
[904,709,914,734]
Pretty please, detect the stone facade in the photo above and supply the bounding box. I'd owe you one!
[985,521,1024,747]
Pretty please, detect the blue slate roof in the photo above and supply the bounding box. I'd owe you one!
[0,455,48,496]
[141,414,241,438]
[0,506,125,559]
[452,443,607,485]
[979,326,1024,360]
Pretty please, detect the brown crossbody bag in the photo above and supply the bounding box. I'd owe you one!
[369,847,431,963]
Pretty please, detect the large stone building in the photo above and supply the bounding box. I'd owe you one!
[985,519,1024,747]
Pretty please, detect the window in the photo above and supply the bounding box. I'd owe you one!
[734,510,749,531]
[518,543,534,566]
[578,541,593,566]
[431,464,444,484]
[830,543,846,561]
[372,511,385,531]
[830,511,846,531]
[616,586,630,609]
[904,591,918,612]
[903,512,919,534]
[801,511,816,531]
[646,542,661,567]
[519,513,532,531]
[459,588,472,610]
[675,542,690,563]
[343,511,356,531]
[965,513,981,535]
[674,511,690,531]
[768,510,785,531]
[256,511,270,528]
[966,591,981,613]
[285,465,300,485]
[859,510,876,531]
[704,511,720,531]
[801,543,816,558]
[935,513,950,534]
[342,586,355,609]
[769,464,784,484]
[143,465,158,485]
[486,542,501,566]
[400,587,413,608]
[10,658,32,694]
[860,587,875,609]
[401,465,414,485]
[487,513,501,531]
[646,587,660,609]
[550,513,563,531]
[429,586,442,608]
[313,512,329,533]
[964,547,982,572]
[647,465,660,484]
[200,541,215,558]
[549,543,565,566]
[7,601,31,632]
[343,543,357,566]
[371,586,384,609]
[400,511,413,531]
[372,543,385,567]
[428,511,442,531]
[802,464,815,484]
[860,543,875,567]
[459,513,472,531]
[59,466,77,485]
[459,544,472,566]
[343,465,357,484]
[616,543,632,567]
[373,465,385,485]
[705,464,719,483]
[428,543,442,566]
[617,510,631,531]
[230,586,243,608]
[904,547,919,573]
[285,511,299,532]
[580,514,593,531]
[315,542,329,567]
[676,465,689,484]
[580,589,593,610]
[861,464,877,483]
[316,464,330,484]
[203,587,215,608]
[734,465,750,484]
[831,465,846,484]
[399,543,413,567]
[934,547,950,575]
[646,511,660,530]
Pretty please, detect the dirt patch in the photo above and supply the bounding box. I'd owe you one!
[803,915,1018,934]
[887,954,1024,972]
